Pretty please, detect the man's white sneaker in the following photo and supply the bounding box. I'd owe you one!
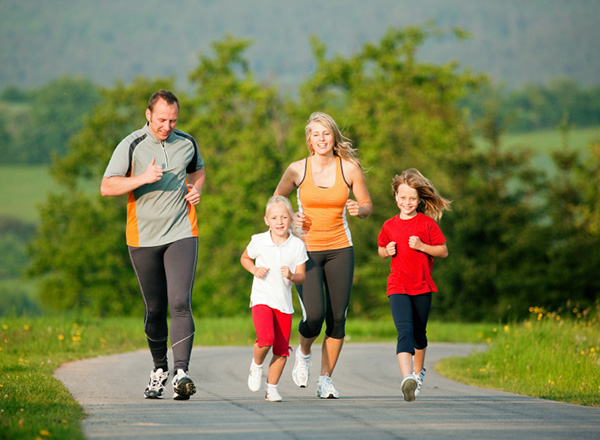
[292,346,311,387]
[401,374,418,402]
[144,368,169,399]
[265,384,283,402]
[414,365,426,397]
[247,359,263,392]
[316,373,339,399]
[172,369,196,400]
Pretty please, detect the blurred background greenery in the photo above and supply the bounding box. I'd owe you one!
[0,1,598,323]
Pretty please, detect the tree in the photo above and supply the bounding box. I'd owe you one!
[2,76,101,164]
[184,36,289,316]
[292,25,484,317]
[29,77,175,315]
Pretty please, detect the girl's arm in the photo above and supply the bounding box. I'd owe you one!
[281,262,306,285]
[241,249,269,278]
[408,237,448,258]
[378,242,397,258]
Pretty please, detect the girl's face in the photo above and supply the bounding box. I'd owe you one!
[265,203,292,240]
[395,183,420,219]
[309,122,335,156]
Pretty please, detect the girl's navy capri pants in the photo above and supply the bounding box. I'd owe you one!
[389,292,432,355]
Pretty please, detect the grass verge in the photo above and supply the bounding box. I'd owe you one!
[1,312,597,439]
[436,303,600,407]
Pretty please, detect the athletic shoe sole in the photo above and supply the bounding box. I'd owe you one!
[401,376,417,402]
[173,377,197,400]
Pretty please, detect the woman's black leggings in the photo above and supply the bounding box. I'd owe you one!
[128,237,198,372]
[296,247,354,340]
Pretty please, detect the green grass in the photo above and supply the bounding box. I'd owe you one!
[436,304,600,407]
[474,126,600,174]
[0,165,62,223]
[0,165,97,224]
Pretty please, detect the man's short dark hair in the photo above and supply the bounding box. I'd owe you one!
[148,90,179,112]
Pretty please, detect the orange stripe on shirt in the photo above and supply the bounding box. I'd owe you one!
[126,192,140,247]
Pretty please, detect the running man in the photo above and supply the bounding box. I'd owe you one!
[101,90,206,400]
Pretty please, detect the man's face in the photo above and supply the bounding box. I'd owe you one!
[146,98,178,141]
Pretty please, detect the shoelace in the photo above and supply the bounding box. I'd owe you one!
[322,375,335,392]
[149,373,166,389]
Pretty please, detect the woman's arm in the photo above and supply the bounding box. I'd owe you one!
[274,160,303,197]
[343,162,373,219]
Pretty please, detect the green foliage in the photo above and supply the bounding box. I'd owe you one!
[1,76,101,164]
[26,26,600,323]
[28,77,175,316]
[185,36,288,316]
[296,25,484,316]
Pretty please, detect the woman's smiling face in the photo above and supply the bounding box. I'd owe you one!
[309,122,335,156]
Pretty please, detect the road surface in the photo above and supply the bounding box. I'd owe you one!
[55,343,600,439]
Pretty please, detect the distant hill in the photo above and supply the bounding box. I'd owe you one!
[1,0,599,92]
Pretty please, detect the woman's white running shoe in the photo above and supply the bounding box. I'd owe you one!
[316,373,339,399]
[292,346,311,387]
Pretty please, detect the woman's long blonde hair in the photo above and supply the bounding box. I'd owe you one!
[392,168,451,221]
[265,195,303,238]
[305,112,361,169]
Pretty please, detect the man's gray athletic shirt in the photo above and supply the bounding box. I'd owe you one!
[104,123,204,247]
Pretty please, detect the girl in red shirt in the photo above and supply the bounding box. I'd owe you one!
[378,168,451,402]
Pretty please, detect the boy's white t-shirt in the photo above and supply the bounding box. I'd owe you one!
[246,230,308,314]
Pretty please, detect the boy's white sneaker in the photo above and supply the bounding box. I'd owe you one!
[247,359,263,392]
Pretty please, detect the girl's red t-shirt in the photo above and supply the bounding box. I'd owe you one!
[378,213,446,296]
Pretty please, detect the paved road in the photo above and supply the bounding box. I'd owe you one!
[55,343,600,439]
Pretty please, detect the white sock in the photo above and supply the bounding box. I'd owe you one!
[298,349,310,358]
[252,359,263,368]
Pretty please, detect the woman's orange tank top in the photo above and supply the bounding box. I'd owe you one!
[297,156,352,252]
